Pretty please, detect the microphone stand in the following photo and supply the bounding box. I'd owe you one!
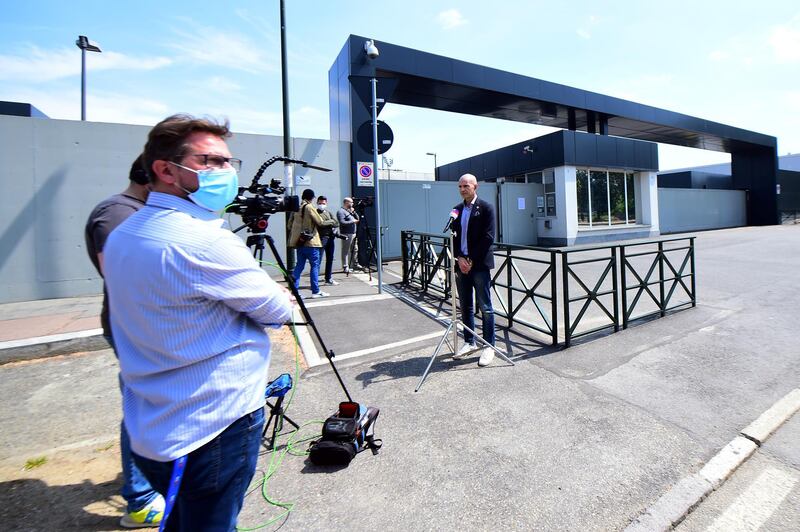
[415,220,514,392]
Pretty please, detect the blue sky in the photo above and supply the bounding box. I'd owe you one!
[2,1,799,174]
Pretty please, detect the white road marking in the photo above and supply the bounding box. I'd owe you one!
[0,328,104,350]
[707,466,798,532]
[325,331,444,364]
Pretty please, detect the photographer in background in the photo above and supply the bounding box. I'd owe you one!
[84,155,164,529]
[103,114,294,530]
[337,197,359,273]
[316,195,340,286]
[289,188,336,298]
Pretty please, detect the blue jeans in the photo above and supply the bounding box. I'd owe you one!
[456,268,495,346]
[105,335,159,513]
[133,408,265,532]
[293,246,321,294]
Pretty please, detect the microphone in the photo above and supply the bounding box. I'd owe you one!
[443,208,459,232]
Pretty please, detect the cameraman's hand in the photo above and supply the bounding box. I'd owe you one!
[280,285,297,306]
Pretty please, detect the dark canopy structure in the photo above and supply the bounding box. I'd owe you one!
[329,35,778,225]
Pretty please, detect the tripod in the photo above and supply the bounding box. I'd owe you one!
[354,206,379,281]
[237,229,354,443]
[415,228,514,392]
[262,373,300,449]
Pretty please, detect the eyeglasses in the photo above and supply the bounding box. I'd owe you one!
[181,153,242,172]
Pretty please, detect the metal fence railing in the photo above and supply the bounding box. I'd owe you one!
[400,231,452,298]
[620,237,696,329]
[561,245,619,348]
[492,244,558,345]
[399,231,697,349]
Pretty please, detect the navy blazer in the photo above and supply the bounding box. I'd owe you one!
[452,197,495,271]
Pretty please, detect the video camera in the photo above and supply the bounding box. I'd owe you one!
[352,196,374,211]
[226,155,331,232]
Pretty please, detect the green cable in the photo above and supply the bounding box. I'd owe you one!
[236,304,327,530]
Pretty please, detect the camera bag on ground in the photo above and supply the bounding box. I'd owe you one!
[309,401,381,466]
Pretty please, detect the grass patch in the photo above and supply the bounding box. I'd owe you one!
[24,456,47,470]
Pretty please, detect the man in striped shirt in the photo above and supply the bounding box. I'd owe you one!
[104,114,294,531]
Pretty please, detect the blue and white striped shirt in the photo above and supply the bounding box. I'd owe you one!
[104,192,293,461]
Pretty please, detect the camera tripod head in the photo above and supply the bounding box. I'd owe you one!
[228,155,333,233]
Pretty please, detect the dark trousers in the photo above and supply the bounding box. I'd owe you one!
[456,268,495,346]
[321,236,335,282]
[133,408,265,532]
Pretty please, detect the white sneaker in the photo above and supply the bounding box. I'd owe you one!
[478,347,495,367]
[311,291,330,298]
[453,343,477,359]
[325,280,340,285]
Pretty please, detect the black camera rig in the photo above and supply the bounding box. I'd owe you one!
[225,155,331,232]
[352,196,374,210]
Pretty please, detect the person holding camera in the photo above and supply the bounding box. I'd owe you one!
[103,114,294,531]
[316,195,340,286]
[337,197,359,273]
[289,189,336,298]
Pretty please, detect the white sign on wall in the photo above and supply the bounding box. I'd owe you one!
[357,161,374,187]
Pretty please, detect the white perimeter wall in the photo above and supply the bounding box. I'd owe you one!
[0,116,350,303]
[658,188,747,234]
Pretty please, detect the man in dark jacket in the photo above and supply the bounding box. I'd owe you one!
[451,173,496,366]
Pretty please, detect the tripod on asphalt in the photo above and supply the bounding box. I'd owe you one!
[415,227,514,392]
[234,228,355,412]
[353,202,379,281]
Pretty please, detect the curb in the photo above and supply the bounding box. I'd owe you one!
[0,330,109,365]
[625,388,800,531]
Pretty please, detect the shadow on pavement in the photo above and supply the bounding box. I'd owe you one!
[0,473,127,531]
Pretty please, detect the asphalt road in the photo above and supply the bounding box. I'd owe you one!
[1,225,798,531]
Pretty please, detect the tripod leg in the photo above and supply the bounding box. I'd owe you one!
[415,320,455,392]
[262,235,354,402]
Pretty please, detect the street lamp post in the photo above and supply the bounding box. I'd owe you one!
[426,152,437,178]
[75,36,101,121]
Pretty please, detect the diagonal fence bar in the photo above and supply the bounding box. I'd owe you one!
[400,231,697,349]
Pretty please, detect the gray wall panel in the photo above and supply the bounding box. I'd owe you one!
[0,116,349,303]
[658,188,746,234]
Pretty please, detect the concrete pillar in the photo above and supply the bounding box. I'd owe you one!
[638,171,660,234]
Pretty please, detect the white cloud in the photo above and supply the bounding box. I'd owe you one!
[170,24,274,73]
[708,50,729,61]
[0,46,172,83]
[437,9,468,30]
[783,90,800,111]
[576,29,591,40]
[769,21,800,62]
[3,86,169,124]
[206,76,242,93]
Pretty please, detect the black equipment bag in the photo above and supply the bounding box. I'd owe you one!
[309,402,381,466]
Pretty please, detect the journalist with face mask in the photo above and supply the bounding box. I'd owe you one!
[315,195,340,286]
[288,189,337,298]
[103,114,294,531]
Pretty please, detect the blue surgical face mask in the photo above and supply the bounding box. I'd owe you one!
[171,162,239,211]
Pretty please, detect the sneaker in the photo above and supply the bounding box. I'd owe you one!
[325,280,339,285]
[478,347,495,367]
[343,267,350,274]
[453,343,477,359]
[120,495,165,528]
[310,291,330,298]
